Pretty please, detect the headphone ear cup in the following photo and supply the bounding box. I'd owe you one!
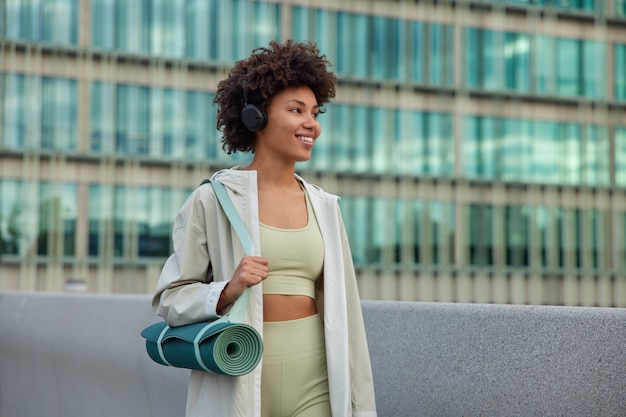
[240,104,267,132]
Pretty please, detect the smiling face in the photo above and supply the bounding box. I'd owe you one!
[254,86,322,164]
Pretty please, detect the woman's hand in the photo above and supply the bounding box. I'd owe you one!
[217,256,268,312]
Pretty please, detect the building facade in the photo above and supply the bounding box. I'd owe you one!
[1,0,626,306]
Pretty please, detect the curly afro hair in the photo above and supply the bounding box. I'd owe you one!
[214,40,337,154]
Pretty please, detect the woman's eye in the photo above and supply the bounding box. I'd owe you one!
[312,113,320,119]
[290,108,301,113]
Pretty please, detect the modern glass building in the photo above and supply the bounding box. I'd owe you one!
[1,0,625,306]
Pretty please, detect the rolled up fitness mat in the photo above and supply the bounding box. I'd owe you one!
[141,314,263,375]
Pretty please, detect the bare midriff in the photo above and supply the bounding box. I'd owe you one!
[263,294,318,322]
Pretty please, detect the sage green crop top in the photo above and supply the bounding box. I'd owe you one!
[259,188,324,298]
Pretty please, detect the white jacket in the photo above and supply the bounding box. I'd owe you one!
[152,168,377,417]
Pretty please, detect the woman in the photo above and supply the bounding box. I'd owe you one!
[152,40,377,417]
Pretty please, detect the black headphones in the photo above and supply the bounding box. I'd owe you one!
[240,79,267,132]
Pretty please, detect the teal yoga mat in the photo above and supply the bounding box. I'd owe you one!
[141,179,262,375]
[141,313,262,375]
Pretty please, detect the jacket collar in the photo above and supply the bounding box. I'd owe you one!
[211,167,339,204]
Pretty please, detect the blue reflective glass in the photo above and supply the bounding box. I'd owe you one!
[185,0,217,60]
[186,91,218,161]
[90,82,115,153]
[371,16,406,80]
[5,0,78,45]
[88,185,111,256]
[91,0,280,61]
[428,24,453,86]
[424,113,454,176]
[371,108,390,173]
[582,41,605,98]
[502,119,532,181]
[353,106,371,173]
[534,35,556,95]
[338,196,369,265]
[1,74,27,149]
[0,180,24,255]
[331,104,350,172]
[429,202,455,265]
[137,187,175,257]
[1,74,77,151]
[393,110,423,175]
[582,126,609,186]
[616,128,626,187]
[531,121,562,184]
[465,28,479,88]
[461,115,610,187]
[410,22,424,83]
[116,85,149,155]
[505,205,530,267]
[557,38,580,96]
[505,33,530,92]
[113,186,127,257]
[466,204,494,266]
[616,44,626,101]
[41,77,78,151]
[38,182,77,256]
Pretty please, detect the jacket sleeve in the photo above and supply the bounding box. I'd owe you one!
[151,188,229,327]
[337,206,378,416]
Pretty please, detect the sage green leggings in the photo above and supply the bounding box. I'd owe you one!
[261,314,331,417]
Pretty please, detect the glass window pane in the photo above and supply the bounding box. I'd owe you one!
[582,126,609,186]
[557,38,580,96]
[615,44,626,101]
[534,35,555,95]
[582,41,605,98]
[138,187,174,257]
[429,24,453,86]
[505,32,530,92]
[116,84,149,155]
[91,0,116,49]
[2,74,28,149]
[38,182,77,256]
[90,82,116,153]
[505,205,530,267]
[186,91,218,161]
[0,180,27,255]
[466,204,494,266]
[616,128,626,187]
[41,77,77,151]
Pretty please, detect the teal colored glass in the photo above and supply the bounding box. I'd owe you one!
[505,33,530,92]
[137,187,175,258]
[428,24,454,86]
[1,74,77,151]
[466,204,494,267]
[0,180,23,255]
[41,77,78,151]
[615,45,626,101]
[1,74,27,149]
[116,85,150,156]
[90,82,116,154]
[430,202,455,266]
[338,196,369,265]
[90,0,279,61]
[505,205,530,267]
[37,182,77,256]
[4,0,78,45]
[616,128,626,187]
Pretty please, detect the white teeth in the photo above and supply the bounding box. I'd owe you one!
[298,136,313,143]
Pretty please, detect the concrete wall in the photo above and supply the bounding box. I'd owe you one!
[0,291,624,417]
